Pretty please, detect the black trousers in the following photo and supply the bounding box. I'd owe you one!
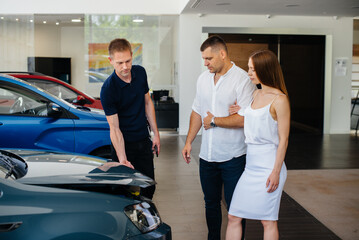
[111,137,155,199]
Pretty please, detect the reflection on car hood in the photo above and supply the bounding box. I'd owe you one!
[88,108,107,121]
[74,106,107,121]
[18,171,154,188]
[3,149,155,188]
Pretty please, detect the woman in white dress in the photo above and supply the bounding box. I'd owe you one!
[226,50,291,240]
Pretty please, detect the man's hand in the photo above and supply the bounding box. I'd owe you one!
[120,159,134,169]
[203,111,214,130]
[98,161,122,171]
[182,143,192,164]
[152,134,160,157]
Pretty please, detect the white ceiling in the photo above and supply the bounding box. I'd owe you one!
[182,0,359,17]
[1,14,174,27]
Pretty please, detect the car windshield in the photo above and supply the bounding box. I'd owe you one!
[24,79,78,103]
[0,85,49,116]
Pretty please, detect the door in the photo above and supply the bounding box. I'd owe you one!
[227,43,269,71]
[213,33,326,133]
[280,35,325,132]
[0,82,76,152]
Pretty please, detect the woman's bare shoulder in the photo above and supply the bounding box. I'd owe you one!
[273,94,290,110]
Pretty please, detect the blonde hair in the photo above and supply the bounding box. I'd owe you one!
[108,38,132,57]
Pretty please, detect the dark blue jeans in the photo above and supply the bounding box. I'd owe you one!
[200,155,246,240]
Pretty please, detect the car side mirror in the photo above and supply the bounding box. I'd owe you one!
[0,150,28,179]
[72,95,87,106]
[47,103,62,118]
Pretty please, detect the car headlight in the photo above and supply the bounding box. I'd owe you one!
[124,201,162,233]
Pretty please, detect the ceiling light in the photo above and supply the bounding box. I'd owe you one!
[71,19,81,22]
[216,3,230,6]
[30,19,33,23]
[0,17,4,20]
[43,21,47,24]
[15,18,19,21]
[56,22,60,25]
[133,17,143,23]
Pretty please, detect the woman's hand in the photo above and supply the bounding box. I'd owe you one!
[203,111,214,130]
[266,170,280,193]
[229,102,241,115]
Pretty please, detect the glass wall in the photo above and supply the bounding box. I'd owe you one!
[0,14,179,101]
[0,15,35,71]
[84,14,179,100]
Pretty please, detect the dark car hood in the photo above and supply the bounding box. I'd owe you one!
[2,149,155,188]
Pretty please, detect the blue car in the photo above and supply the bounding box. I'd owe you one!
[0,149,171,239]
[0,74,111,158]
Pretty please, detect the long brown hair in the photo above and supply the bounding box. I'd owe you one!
[250,50,288,96]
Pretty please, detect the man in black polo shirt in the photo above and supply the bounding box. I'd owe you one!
[100,38,160,199]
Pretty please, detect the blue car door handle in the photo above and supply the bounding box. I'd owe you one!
[0,222,22,232]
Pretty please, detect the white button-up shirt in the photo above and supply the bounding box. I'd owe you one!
[192,63,256,162]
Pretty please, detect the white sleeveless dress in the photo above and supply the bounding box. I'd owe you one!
[229,96,287,220]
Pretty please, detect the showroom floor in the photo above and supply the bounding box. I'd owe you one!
[152,131,359,240]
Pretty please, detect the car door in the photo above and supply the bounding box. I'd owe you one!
[0,81,76,153]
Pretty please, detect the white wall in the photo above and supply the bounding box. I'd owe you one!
[34,24,61,57]
[178,14,353,134]
[33,24,87,92]
[0,0,182,15]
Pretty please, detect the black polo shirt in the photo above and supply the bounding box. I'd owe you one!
[100,65,149,142]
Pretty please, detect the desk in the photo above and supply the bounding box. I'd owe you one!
[154,101,179,129]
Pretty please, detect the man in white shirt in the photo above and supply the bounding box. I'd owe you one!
[182,35,256,240]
